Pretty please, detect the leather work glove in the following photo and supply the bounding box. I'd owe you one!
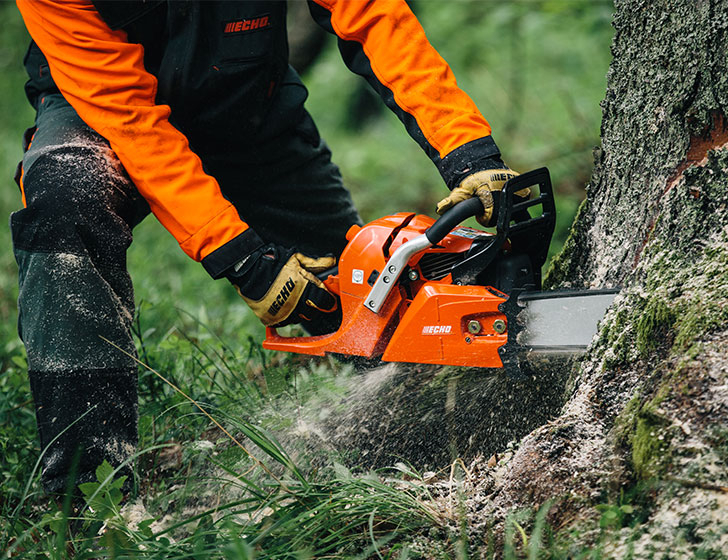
[436,165,529,227]
[227,245,341,335]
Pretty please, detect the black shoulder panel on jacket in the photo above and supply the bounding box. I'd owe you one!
[91,0,165,30]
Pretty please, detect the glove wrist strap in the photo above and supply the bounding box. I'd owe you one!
[201,228,265,279]
[438,135,504,190]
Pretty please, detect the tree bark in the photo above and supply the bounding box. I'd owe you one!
[460,0,728,554]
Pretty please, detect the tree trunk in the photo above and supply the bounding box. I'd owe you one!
[458,0,728,554]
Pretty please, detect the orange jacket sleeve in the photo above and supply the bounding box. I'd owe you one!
[16,0,248,262]
[308,0,501,188]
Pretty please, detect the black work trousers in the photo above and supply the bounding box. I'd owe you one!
[11,93,360,494]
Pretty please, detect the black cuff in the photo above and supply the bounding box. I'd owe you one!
[201,229,265,279]
[438,135,505,190]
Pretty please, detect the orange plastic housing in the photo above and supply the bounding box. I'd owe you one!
[263,212,509,368]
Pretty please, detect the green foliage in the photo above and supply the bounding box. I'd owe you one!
[594,483,653,532]
[503,505,552,560]
[4,392,440,558]
[596,502,634,530]
[0,364,37,508]
[78,461,128,522]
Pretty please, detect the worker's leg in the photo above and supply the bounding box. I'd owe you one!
[11,93,149,494]
[201,110,362,257]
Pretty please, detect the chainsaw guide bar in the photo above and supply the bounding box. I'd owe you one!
[516,289,619,352]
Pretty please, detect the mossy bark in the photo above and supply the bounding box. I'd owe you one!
[546,0,728,289]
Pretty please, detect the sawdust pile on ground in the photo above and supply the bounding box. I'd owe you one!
[421,328,728,557]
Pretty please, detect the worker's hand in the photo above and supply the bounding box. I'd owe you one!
[436,166,528,227]
[227,244,340,334]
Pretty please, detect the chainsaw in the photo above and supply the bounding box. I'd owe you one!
[264,168,617,371]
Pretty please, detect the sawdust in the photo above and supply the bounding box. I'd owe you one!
[15,127,143,374]
[97,437,137,467]
[239,354,578,478]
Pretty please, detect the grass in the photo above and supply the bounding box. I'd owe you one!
[1,314,441,558]
[1,305,651,559]
[0,2,617,557]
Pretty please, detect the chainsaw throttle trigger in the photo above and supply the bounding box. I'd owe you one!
[316,266,338,281]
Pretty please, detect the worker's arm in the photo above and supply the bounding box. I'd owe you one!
[307,0,506,190]
[16,0,252,262]
[17,0,343,330]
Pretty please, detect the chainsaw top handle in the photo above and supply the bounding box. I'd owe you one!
[425,197,484,245]
[426,168,553,245]
[363,168,554,313]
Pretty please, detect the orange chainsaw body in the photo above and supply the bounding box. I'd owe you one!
[263,168,556,369]
[263,212,509,367]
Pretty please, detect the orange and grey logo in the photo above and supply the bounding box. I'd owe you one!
[223,14,271,34]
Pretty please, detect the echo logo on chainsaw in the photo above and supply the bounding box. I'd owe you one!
[422,325,453,335]
[268,278,295,316]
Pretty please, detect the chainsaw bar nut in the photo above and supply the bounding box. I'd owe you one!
[467,320,482,334]
[493,319,507,334]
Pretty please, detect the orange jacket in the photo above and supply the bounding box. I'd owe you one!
[17,0,495,264]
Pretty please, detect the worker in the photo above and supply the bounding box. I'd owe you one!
[13,0,519,496]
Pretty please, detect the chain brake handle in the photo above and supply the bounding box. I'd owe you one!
[442,167,556,286]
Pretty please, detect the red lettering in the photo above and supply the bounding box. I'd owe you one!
[223,15,271,34]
